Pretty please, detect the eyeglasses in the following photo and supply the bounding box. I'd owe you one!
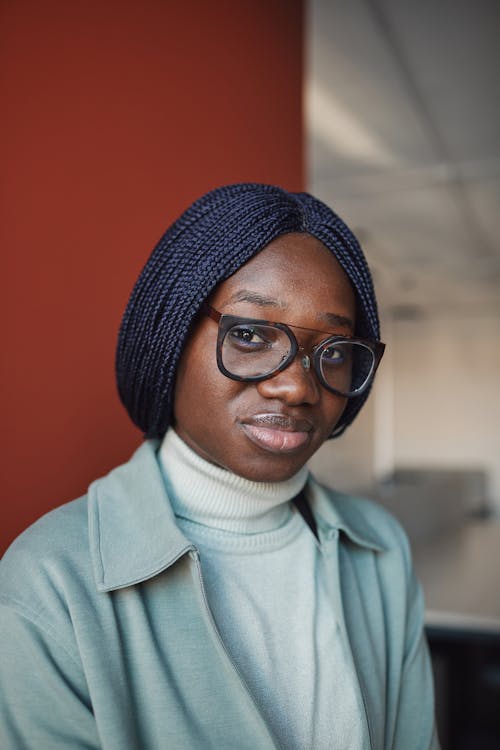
[202,303,385,398]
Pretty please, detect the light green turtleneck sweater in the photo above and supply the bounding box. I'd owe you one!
[159,429,363,750]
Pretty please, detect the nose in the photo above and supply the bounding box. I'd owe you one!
[256,353,320,406]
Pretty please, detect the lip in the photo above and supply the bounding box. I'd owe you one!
[239,413,313,454]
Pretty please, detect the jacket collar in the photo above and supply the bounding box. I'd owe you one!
[88,440,194,592]
[88,440,385,592]
[307,480,385,553]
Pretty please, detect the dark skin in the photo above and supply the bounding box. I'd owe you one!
[173,232,356,482]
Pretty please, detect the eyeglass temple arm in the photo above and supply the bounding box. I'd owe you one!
[200,302,221,323]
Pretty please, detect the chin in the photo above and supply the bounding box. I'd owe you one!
[230,455,309,483]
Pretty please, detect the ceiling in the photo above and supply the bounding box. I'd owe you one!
[306,0,500,320]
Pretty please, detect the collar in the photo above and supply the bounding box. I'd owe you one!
[88,440,385,592]
[307,481,385,553]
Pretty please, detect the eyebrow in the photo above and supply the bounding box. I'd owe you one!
[322,312,355,332]
[225,289,355,333]
[227,290,285,308]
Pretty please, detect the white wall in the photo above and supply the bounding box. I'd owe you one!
[308,388,376,492]
[392,314,500,510]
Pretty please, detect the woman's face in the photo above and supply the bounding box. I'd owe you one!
[173,232,356,482]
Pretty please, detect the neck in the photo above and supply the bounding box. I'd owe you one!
[158,429,308,533]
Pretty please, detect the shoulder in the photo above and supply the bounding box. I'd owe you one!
[308,476,412,568]
[0,439,172,613]
[0,494,98,669]
[0,441,158,596]
[2,494,89,565]
[0,495,93,616]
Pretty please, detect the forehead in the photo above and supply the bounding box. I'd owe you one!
[210,232,356,325]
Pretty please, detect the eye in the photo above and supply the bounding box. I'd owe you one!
[227,325,275,350]
[321,344,347,365]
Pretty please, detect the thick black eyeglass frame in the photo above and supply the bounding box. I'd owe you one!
[201,303,385,398]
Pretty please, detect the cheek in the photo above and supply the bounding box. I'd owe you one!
[320,393,348,435]
[173,337,207,427]
[173,335,238,435]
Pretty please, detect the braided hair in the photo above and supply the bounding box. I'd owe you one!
[116,183,381,439]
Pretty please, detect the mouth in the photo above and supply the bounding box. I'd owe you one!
[239,413,313,454]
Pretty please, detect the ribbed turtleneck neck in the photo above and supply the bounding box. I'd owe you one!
[158,429,308,534]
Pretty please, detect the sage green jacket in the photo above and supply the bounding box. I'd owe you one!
[0,441,439,749]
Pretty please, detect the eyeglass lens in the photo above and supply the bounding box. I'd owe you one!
[221,322,375,396]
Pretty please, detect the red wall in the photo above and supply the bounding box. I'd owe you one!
[0,0,304,554]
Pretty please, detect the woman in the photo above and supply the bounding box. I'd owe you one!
[0,184,439,749]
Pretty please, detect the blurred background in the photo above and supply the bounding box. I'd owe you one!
[308,0,500,520]
[307,2,500,747]
[1,1,499,747]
